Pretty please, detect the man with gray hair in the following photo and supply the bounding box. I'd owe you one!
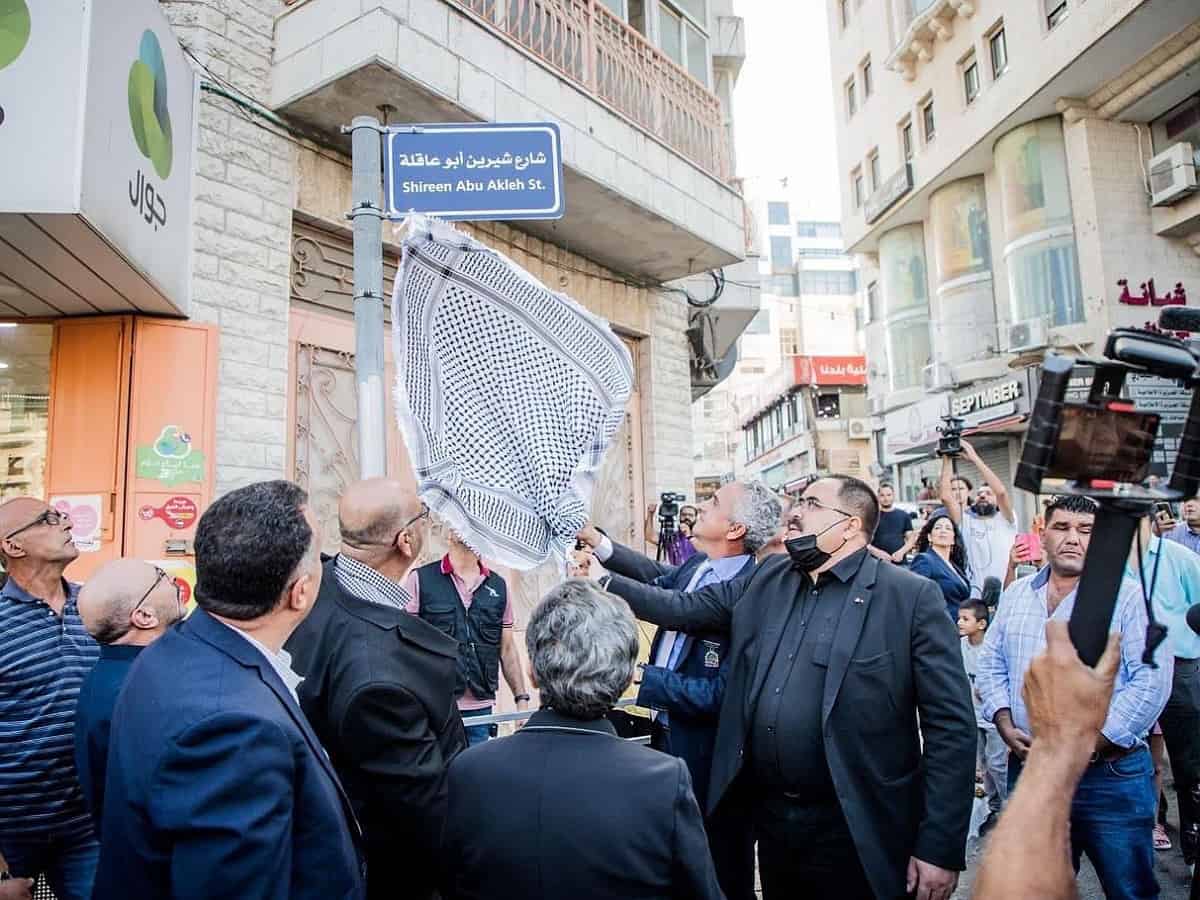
[439,579,723,900]
[577,480,776,900]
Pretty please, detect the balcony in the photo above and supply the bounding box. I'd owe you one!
[884,0,976,81]
[273,0,747,281]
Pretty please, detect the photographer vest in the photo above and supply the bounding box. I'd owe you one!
[416,561,507,701]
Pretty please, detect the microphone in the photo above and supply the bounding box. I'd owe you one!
[1159,306,1200,333]
[981,576,1002,608]
[1187,603,1200,636]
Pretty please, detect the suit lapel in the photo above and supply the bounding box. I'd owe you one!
[821,555,880,724]
[186,610,363,840]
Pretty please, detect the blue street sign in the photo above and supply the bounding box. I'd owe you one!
[384,122,564,221]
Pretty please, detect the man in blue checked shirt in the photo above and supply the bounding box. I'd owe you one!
[978,494,1172,900]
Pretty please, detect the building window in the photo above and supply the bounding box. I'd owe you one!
[878,223,932,392]
[800,269,858,295]
[989,24,1008,78]
[816,394,841,419]
[866,280,880,321]
[921,97,936,144]
[962,53,980,105]
[868,151,881,191]
[659,0,709,86]
[839,0,849,29]
[767,201,790,226]
[779,328,801,356]
[1045,0,1067,29]
[852,168,865,208]
[769,236,794,272]
[845,77,857,118]
[862,58,873,98]
[900,118,914,161]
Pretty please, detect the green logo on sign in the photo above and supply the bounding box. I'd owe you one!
[0,0,31,71]
[127,29,173,179]
[137,426,204,487]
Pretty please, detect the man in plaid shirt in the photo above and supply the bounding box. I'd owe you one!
[977,494,1171,900]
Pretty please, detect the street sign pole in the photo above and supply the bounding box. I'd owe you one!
[348,115,387,479]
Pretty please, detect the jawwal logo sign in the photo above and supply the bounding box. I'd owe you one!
[127,29,173,179]
[0,0,30,71]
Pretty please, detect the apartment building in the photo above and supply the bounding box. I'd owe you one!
[0,0,753,666]
[826,0,1200,512]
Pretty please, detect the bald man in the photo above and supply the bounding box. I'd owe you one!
[0,498,99,900]
[73,560,185,834]
[285,479,466,900]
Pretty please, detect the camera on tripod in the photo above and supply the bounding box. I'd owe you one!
[658,492,687,525]
[936,415,966,457]
[1016,309,1200,666]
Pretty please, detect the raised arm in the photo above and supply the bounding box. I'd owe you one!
[939,455,963,528]
[600,568,746,633]
[578,524,675,584]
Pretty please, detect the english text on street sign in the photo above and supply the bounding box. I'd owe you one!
[384,122,564,221]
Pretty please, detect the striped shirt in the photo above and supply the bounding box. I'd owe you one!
[977,566,1172,749]
[0,577,99,839]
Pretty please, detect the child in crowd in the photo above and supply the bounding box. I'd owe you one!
[958,600,1008,829]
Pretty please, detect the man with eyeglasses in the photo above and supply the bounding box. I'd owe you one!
[286,479,466,900]
[0,498,99,900]
[73,559,186,835]
[585,475,976,900]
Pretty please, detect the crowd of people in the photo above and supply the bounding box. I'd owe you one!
[0,458,1195,899]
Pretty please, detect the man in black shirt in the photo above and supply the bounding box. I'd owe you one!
[869,482,914,563]
[592,475,975,900]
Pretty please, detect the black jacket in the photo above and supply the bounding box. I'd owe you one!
[606,550,976,899]
[286,558,467,900]
[440,709,724,900]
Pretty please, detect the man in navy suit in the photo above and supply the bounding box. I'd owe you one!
[577,480,780,900]
[73,558,187,835]
[92,481,365,900]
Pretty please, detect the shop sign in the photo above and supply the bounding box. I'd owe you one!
[1126,374,1191,478]
[138,495,199,530]
[864,164,913,225]
[49,494,103,552]
[950,376,1029,429]
[794,356,867,386]
[136,425,205,486]
[883,394,949,461]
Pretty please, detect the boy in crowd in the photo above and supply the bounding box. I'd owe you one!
[959,600,1007,827]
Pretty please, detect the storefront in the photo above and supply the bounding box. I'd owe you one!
[0,0,206,584]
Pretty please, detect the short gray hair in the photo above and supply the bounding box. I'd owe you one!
[526,580,639,720]
[731,480,783,556]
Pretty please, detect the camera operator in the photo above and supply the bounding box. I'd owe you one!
[977,495,1171,898]
[940,440,1017,599]
[644,498,698,566]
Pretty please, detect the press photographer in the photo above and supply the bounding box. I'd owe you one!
[936,413,1017,599]
[644,492,698,565]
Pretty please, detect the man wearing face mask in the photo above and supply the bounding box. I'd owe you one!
[939,441,1018,599]
[588,475,976,900]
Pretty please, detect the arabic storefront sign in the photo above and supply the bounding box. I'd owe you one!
[950,375,1030,430]
[794,356,867,386]
[135,425,205,486]
[138,495,199,530]
[1126,374,1192,478]
[883,394,949,461]
[384,123,564,221]
[864,163,914,225]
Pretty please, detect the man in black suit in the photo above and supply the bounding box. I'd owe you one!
[286,479,466,900]
[589,474,976,900]
[440,579,723,900]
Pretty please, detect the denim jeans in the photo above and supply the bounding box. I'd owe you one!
[977,727,1008,815]
[461,706,495,747]
[1009,747,1158,900]
[0,829,99,900]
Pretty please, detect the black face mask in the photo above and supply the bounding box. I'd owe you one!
[973,501,997,517]
[784,519,849,572]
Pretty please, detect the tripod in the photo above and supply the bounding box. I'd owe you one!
[656,515,676,563]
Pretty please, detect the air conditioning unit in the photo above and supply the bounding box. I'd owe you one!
[1150,142,1198,207]
[1007,317,1049,353]
[922,362,954,391]
[847,418,871,439]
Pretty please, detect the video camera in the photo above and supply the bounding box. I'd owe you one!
[658,492,688,526]
[936,414,966,457]
[1016,306,1200,665]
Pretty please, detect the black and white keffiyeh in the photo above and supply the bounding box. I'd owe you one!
[391,215,634,571]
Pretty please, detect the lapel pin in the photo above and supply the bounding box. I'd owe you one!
[853,596,864,605]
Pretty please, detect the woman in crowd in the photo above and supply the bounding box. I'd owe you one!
[909,512,971,619]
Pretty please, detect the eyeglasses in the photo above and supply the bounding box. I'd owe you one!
[4,509,70,541]
[402,504,430,531]
[132,566,182,616]
[797,495,855,518]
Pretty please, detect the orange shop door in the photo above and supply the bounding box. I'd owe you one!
[44,316,218,583]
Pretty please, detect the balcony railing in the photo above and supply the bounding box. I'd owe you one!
[283,0,730,181]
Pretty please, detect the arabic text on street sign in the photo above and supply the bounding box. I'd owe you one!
[384,123,564,221]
